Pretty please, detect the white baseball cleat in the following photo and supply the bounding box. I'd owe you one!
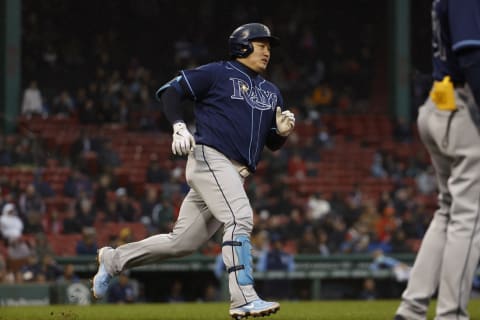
[229,299,280,319]
[92,247,113,299]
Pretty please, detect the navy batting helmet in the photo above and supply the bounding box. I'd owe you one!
[228,23,280,59]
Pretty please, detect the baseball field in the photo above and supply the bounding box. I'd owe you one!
[2,300,480,320]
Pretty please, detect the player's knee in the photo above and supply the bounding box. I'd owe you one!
[223,210,253,235]
[235,218,253,235]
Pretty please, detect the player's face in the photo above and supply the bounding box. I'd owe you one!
[242,39,271,73]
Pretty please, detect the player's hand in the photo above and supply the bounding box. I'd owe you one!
[172,122,195,156]
[275,106,295,137]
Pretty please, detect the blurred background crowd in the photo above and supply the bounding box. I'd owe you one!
[0,0,439,302]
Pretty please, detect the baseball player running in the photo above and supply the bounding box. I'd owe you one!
[92,23,295,319]
[395,0,480,319]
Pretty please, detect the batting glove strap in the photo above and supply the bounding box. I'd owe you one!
[275,106,295,136]
[172,122,195,156]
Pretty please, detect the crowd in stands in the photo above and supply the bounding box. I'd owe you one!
[0,1,438,300]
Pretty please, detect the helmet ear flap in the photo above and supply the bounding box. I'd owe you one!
[238,42,254,58]
[229,42,253,59]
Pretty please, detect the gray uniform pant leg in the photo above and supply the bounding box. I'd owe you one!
[107,188,222,274]
[397,91,480,320]
[187,145,258,308]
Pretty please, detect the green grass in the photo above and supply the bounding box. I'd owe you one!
[2,300,480,320]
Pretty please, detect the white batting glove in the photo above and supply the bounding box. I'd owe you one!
[172,122,195,156]
[275,106,295,137]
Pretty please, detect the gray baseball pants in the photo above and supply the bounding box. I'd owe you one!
[101,144,259,308]
[396,87,480,320]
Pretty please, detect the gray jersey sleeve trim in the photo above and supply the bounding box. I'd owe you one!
[453,40,480,51]
[181,70,197,101]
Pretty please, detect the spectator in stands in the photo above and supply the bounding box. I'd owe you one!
[317,124,333,149]
[0,136,13,166]
[257,233,295,300]
[37,253,62,282]
[369,249,410,282]
[301,136,322,167]
[103,192,120,222]
[340,221,370,254]
[392,187,413,216]
[165,279,185,303]
[7,236,32,260]
[0,203,23,243]
[376,205,398,243]
[145,154,169,183]
[115,188,136,222]
[310,83,334,109]
[285,208,307,243]
[69,130,101,169]
[161,162,189,198]
[63,169,93,198]
[78,98,98,124]
[86,81,101,103]
[19,183,46,219]
[389,229,411,253]
[262,148,289,183]
[152,197,177,233]
[0,254,8,283]
[62,209,83,234]
[250,229,270,259]
[116,98,130,126]
[200,283,221,302]
[94,173,116,213]
[44,209,63,234]
[76,227,98,255]
[12,138,35,166]
[107,271,137,304]
[140,186,161,232]
[18,254,40,282]
[269,184,295,217]
[200,239,221,257]
[316,229,331,256]
[399,210,423,240]
[328,191,349,216]
[415,165,437,195]
[33,232,55,262]
[287,150,307,179]
[115,227,134,247]
[32,170,55,198]
[367,231,392,253]
[56,263,80,284]
[307,192,331,221]
[73,87,88,113]
[370,151,387,178]
[359,278,378,300]
[51,90,75,117]
[21,80,44,117]
[97,140,122,173]
[297,226,320,254]
[42,44,58,69]
[74,192,96,227]
[326,215,348,254]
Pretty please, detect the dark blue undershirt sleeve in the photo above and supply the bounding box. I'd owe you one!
[160,86,189,125]
[457,47,480,110]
